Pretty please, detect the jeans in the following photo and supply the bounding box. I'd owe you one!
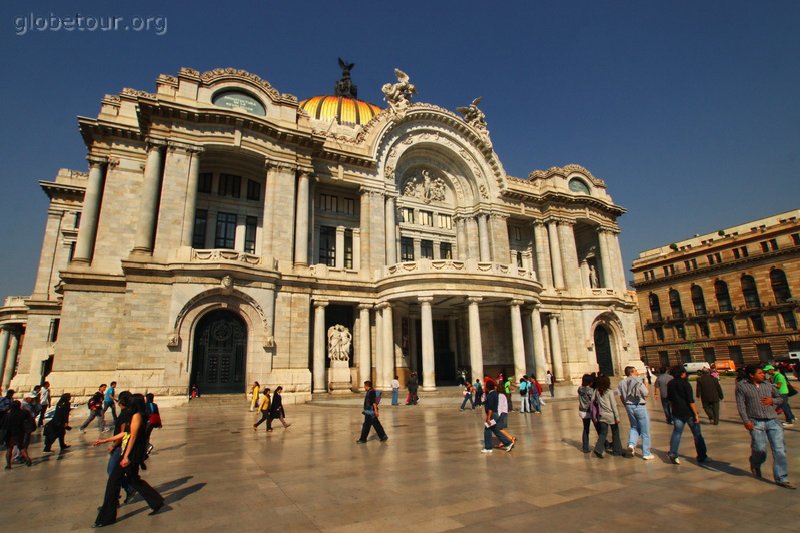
[359,415,387,442]
[669,417,707,460]
[391,388,399,406]
[660,397,673,423]
[460,394,474,410]
[519,394,529,413]
[80,409,105,431]
[624,404,651,456]
[549,385,555,397]
[581,417,599,452]
[483,414,512,450]
[474,391,483,406]
[702,401,720,425]
[749,418,789,483]
[594,422,622,456]
[780,395,795,422]
[106,447,130,493]
[103,401,117,423]
[530,394,541,413]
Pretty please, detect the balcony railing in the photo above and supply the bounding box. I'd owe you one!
[383,259,537,281]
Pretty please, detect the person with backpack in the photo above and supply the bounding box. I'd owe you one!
[577,374,599,453]
[481,380,513,454]
[618,366,653,460]
[530,376,543,414]
[268,386,291,431]
[592,375,623,458]
[145,393,162,455]
[357,380,388,444]
[473,379,483,407]
[460,382,475,410]
[518,376,530,414]
[80,384,107,432]
[252,387,271,431]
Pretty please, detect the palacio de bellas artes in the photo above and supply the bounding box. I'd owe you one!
[0,63,642,403]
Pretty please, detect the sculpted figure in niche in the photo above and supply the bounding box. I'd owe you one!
[589,264,599,288]
[327,324,352,362]
[382,68,416,115]
[403,170,447,204]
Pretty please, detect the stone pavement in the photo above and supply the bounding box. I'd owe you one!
[3,380,799,532]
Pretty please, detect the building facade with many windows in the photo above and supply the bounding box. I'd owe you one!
[0,66,641,401]
[631,210,800,368]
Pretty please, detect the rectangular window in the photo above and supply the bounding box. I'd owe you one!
[733,248,740,259]
[68,242,76,262]
[74,212,81,229]
[440,242,452,259]
[728,346,744,366]
[47,318,60,343]
[516,251,524,268]
[702,347,716,364]
[714,252,722,263]
[663,265,671,276]
[344,230,353,269]
[781,311,797,330]
[751,315,765,333]
[760,241,770,253]
[792,233,800,246]
[244,216,257,254]
[769,238,778,251]
[707,254,715,265]
[246,179,261,201]
[420,239,434,259]
[684,260,691,270]
[319,226,336,266]
[342,198,355,215]
[198,172,213,193]
[675,324,686,340]
[658,351,669,368]
[722,318,736,335]
[419,210,433,226]
[320,194,337,212]
[698,321,710,338]
[401,207,414,223]
[756,343,772,363]
[655,327,664,342]
[218,173,241,198]
[691,258,698,269]
[214,212,237,249]
[679,349,691,363]
[192,209,208,248]
[401,237,414,261]
[512,227,522,241]
[741,246,748,257]
[438,214,452,229]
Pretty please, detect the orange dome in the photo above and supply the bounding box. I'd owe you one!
[299,95,382,126]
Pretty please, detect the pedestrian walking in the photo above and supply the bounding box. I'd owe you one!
[268,386,291,430]
[577,374,599,453]
[406,372,419,405]
[495,387,516,448]
[504,377,514,411]
[530,377,543,413]
[253,387,271,431]
[695,369,724,425]
[473,379,483,407]
[43,393,72,453]
[592,375,623,458]
[546,370,555,397]
[103,381,118,424]
[666,366,707,465]
[145,393,162,455]
[4,401,34,468]
[618,366,653,460]
[764,365,796,426]
[80,385,107,432]
[250,381,260,412]
[481,380,513,454]
[356,380,388,444]
[460,382,475,410]
[654,367,673,424]
[38,381,51,427]
[391,375,400,406]
[736,364,795,489]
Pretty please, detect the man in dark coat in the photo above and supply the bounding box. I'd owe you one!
[696,369,724,425]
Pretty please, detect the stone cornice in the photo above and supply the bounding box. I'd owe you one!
[39,180,85,199]
[526,164,605,187]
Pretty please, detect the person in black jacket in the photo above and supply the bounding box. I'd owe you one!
[43,393,72,452]
[4,401,33,468]
[356,380,387,444]
[268,386,291,431]
[666,366,707,465]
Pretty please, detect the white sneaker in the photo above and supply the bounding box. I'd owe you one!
[480,449,493,454]
[628,444,636,457]
[642,454,655,460]
[782,421,794,427]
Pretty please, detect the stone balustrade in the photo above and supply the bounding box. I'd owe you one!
[191,249,262,265]
[383,258,537,281]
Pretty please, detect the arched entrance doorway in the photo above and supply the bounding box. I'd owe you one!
[192,309,247,393]
[594,326,615,376]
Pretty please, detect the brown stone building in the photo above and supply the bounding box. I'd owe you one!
[632,209,800,368]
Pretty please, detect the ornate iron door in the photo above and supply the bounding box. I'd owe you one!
[192,310,246,393]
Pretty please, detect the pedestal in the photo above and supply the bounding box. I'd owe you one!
[328,360,353,394]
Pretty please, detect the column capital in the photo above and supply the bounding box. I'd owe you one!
[417,296,434,304]
[359,186,383,197]
[357,303,373,311]
[489,212,509,221]
[86,154,108,167]
[297,167,314,178]
[467,296,483,305]
[509,299,525,307]
[313,299,329,309]
[167,140,204,154]
[265,159,295,172]
[144,137,168,149]
[384,192,399,201]
[375,301,391,310]
[531,219,546,227]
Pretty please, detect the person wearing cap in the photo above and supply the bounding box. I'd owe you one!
[764,365,796,426]
[735,364,794,489]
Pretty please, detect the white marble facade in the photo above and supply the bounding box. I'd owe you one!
[0,67,642,402]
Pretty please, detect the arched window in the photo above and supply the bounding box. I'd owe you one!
[742,275,761,309]
[770,269,792,304]
[691,285,707,316]
[715,280,732,312]
[669,289,684,319]
[649,293,662,321]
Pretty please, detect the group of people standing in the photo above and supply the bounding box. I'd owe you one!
[250,382,291,432]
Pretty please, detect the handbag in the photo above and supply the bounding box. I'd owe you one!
[788,383,798,397]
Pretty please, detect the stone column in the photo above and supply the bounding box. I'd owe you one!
[465,216,480,259]
[413,238,421,260]
[548,314,564,381]
[558,221,581,290]
[375,305,384,385]
[294,170,311,265]
[312,300,328,393]
[510,300,526,381]
[546,221,564,288]
[522,308,535,374]
[597,229,613,288]
[531,306,547,381]
[477,214,491,261]
[609,230,628,292]
[381,303,394,389]
[489,213,510,264]
[133,141,166,253]
[32,210,64,298]
[408,313,418,373]
[358,304,372,388]
[0,328,10,388]
[180,147,202,247]
[533,222,553,286]
[261,162,277,260]
[433,240,441,260]
[2,329,19,390]
[467,297,484,380]
[385,195,397,265]
[358,188,371,272]
[352,228,361,271]
[419,296,436,391]
[335,226,346,269]
[455,217,467,260]
[72,156,108,264]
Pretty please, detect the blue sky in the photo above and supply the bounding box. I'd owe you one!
[1,0,798,300]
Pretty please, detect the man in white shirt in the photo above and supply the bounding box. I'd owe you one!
[390,376,400,406]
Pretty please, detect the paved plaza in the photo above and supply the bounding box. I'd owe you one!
[3,380,799,532]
